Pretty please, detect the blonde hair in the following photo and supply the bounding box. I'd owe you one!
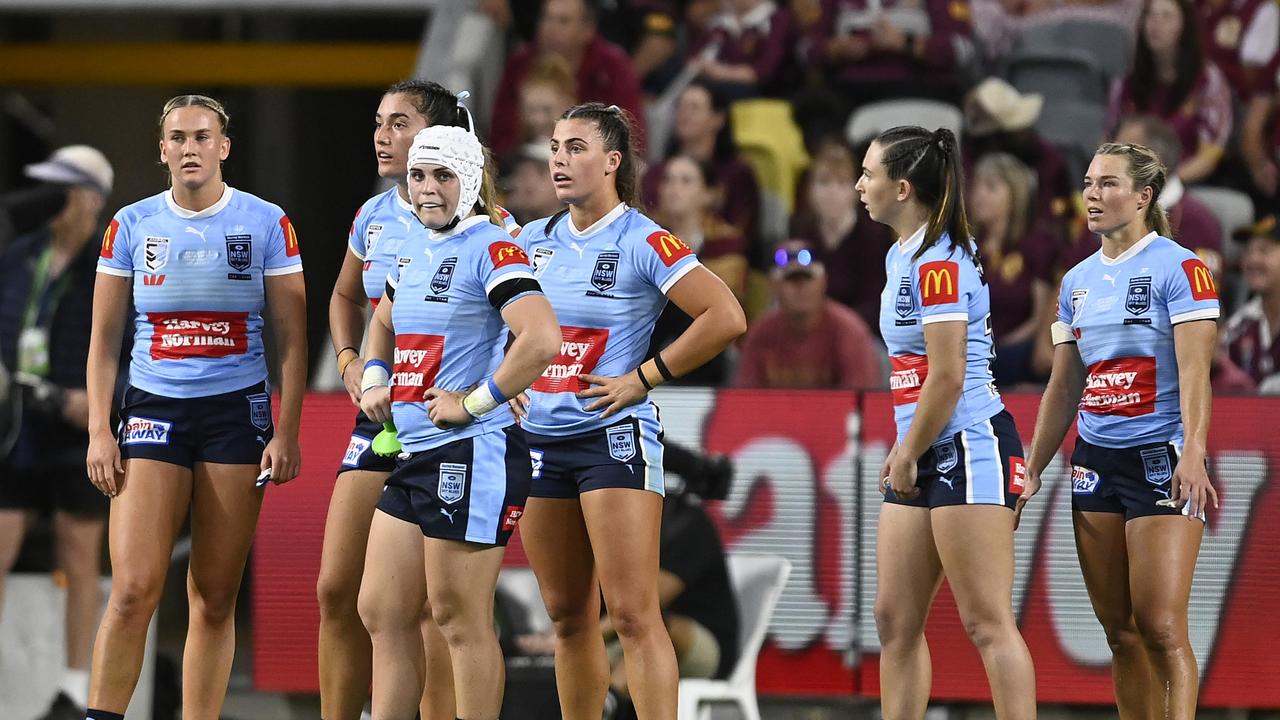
[158,94,230,137]
[973,153,1035,250]
[1095,142,1172,238]
[478,147,503,227]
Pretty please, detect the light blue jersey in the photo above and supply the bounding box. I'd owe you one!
[97,186,303,398]
[879,227,1004,442]
[519,204,701,436]
[1056,232,1220,448]
[349,187,522,306]
[386,215,539,452]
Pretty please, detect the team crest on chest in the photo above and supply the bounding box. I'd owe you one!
[592,251,620,292]
[144,236,170,272]
[895,277,914,318]
[225,236,253,272]
[431,257,458,295]
[1126,276,1152,315]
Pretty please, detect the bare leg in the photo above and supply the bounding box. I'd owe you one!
[0,509,33,618]
[53,511,107,671]
[359,510,427,720]
[875,502,943,720]
[419,600,457,720]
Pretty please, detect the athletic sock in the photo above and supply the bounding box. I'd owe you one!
[60,667,90,709]
[86,709,125,720]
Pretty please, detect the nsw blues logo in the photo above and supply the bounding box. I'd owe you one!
[1140,447,1173,486]
[226,236,253,272]
[592,251,620,292]
[431,257,458,295]
[606,422,636,462]
[438,462,467,505]
[932,438,958,474]
[1126,276,1152,315]
[247,393,272,431]
[895,277,914,318]
[144,237,170,272]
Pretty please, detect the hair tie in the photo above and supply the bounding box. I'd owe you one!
[456,90,476,133]
[607,104,621,114]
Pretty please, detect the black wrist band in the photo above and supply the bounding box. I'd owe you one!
[653,353,675,382]
[636,366,654,391]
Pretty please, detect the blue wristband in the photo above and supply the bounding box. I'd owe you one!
[365,359,391,373]
[485,376,508,404]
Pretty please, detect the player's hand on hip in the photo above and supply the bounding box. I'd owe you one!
[262,435,301,484]
[1170,455,1218,520]
[577,373,645,419]
[86,429,124,497]
[360,385,392,424]
[424,388,472,429]
[1014,467,1042,530]
[509,392,530,425]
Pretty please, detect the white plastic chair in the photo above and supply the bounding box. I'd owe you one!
[846,99,964,146]
[677,554,792,720]
[1187,185,1255,265]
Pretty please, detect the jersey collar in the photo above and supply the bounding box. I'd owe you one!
[1099,230,1158,265]
[567,202,628,238]
[394,187,415,216]
[896,223,927,257]
[165,183,233,219]
[428,213,489,241]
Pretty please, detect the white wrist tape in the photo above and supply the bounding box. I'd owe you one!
[462,379,502,419]
[361,360,391,393]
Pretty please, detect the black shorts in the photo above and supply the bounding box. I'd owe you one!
[523,413,666,499]
[885,409,1025,510]
[376,426,531,546]
[0,463,108,517]
[117,381,273,468]
[1070,437,1200,521]
[336,409,398,475]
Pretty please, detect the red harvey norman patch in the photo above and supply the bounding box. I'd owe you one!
[392,334,445,403]
[1181,258,1218,301]
[646,230,693,268]
[918,260,960,306]
[148,311,248,360]
[889,353,929,406]
[489,241,530,269]
[532,326,609,393]
[1081,356,1157,416]
[281,215,301,257]
[101,219,119,259]
[502,505,524,531]
[1009,456,1027,493]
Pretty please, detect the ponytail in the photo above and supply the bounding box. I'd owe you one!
[561,102,643,210]
[478,147,503,227]
[872,126,972,260]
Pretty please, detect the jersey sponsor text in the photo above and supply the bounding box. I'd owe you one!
[532,326,610,393]
[148,311,249,360]
[1081,356,1157,416]
[391,334,445,402]
[889,353,929,406]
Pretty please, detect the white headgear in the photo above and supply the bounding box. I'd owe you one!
[407,124,485,226]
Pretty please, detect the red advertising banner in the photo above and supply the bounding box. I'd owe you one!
[253,390,1280,707]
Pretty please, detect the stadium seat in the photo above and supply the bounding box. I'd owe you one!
[1013,19,1133,81]
[846,98,964,147]
[677,554,792,720]
[1035,100,1107,181]
[1188,186,1255,265]
[1006,47,1112,106]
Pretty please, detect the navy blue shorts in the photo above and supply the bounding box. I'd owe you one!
[376,426,531,546]
[118,382,273,468]
[523,413,666,499]
[336,409,398,476]
[1070,438,1201,521]
[885,410,1025,510]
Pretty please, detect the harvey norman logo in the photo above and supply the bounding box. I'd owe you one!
[1085,371,1139,390]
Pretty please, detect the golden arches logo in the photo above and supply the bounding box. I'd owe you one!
[923,269,954,297]
[1181,258,1218,301]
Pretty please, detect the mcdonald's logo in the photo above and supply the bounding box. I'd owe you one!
[101,219,119,259]
[646,230,693,268]
[280,215,301,257]
[1181,258,1218,301]
[919,260,959,306]
[143,274,166,286]
[488,240,530,269]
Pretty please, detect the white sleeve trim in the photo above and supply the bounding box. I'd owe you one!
[1051,321,1076,345]
[485,269,535,294]
[97,266,133,277]
[659,259,701,295]
[1170,307,1220,325]
[264,265,304,276]
[349,244,366,261]
[921,312,968,325]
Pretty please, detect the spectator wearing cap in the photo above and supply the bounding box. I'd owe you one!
[962,77,1075,235]
[789,139,895,336]
[735,240,885,389]
[687,0,797,99]
[0,145,115,720]
[806,0,977,106]
[489,0,645,158]
[1062,115,1226,278]
[1223,215,1280,393]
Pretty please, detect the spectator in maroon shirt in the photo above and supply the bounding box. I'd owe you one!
[1106,0,1233,184]
[642,80,763,264]
[1223,215,1280,393]
[807,0,977,105]
[789,139,895,336]
[687,0,797,99]
[1196,0,1278,101]
[513,53,578,162]
[1241,51,1280,201]
[735,240,885,389]
[489,0,645,158]
[969,152,1058,386]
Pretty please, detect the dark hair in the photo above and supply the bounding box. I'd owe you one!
[874,125,973,260]
[666,153,720,191]
[384,79,468,129]
[1131,0,1202,115]
[158,94,230,137]
[1114,114,1182,167]
[1095,142,1173,238]
[560,102,643,208]
[666,80,736,164]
